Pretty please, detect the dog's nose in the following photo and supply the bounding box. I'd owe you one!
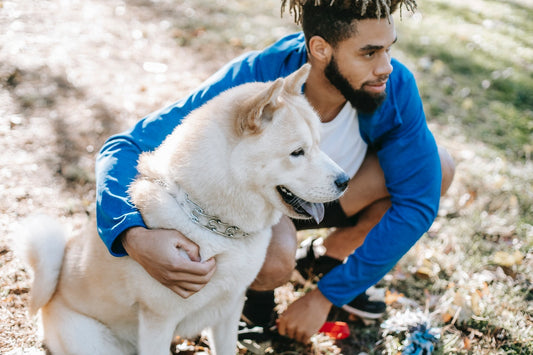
[335,173,350,191]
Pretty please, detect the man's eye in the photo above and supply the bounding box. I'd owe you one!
[291,148,305,157]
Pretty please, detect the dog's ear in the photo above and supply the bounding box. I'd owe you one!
[283,63,311,95]
[235,78,284,135]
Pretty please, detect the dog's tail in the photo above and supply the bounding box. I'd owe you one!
[13,215,67,315]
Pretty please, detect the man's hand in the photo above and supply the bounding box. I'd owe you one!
[121,227,216,298]
[276,288,333,343]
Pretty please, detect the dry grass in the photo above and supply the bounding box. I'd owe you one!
[0,0,531,354]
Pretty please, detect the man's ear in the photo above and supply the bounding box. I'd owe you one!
[308,35,332,64]
[235,79,284,135]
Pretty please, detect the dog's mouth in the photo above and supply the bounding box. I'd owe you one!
[276,186,324,223]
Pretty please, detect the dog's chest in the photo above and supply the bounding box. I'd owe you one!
[199,230,271,277]
[135,230,272,330]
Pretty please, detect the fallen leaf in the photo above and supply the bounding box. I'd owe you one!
[416,266,433,279]
[442,312,453,323]
[463,336,471,350]
[385,289,404,305]
[494,251,523,267]
[471,291,481,316]
[453,291,466,307]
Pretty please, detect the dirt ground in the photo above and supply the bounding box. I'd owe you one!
[1,0,531,354]
[0,0,244,352]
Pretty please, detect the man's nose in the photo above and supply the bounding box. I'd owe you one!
[375,52,393,77]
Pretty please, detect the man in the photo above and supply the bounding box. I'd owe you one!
[96,0,455,345]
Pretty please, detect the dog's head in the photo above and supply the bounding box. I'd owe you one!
[231,64,349,223]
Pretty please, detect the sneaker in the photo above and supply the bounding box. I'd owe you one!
[238,317,296,354]
[341,292,386,320]
[238,318,273,343]
[238,289,277,350]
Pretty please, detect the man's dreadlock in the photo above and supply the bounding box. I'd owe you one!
[281,0,417,25]
[281,0,417,48]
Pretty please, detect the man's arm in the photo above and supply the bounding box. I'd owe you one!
[95,32,308,256]
[96,54,261,256]
[94,33,308,295]
[317,61,442,306]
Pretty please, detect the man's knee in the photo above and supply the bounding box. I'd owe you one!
[438,146,456,195]
[253,253,295,290]
[250,216,297,291]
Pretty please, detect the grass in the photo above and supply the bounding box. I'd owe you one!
[134,0,299,58]
[156,0,532,353]
[393,0,533,161]
[2,0,530,353]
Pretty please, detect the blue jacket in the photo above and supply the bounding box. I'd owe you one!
[96,32,441,307]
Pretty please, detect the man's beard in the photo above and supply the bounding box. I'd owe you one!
[324,56,387,115]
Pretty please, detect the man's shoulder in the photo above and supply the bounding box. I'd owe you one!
[254,32,307,80]
[386,58,421,106]
[263,32,306,55]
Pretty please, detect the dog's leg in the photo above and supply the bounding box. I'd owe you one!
[138,307,176,355]
[41,299,131,355]
[208,294,245,355]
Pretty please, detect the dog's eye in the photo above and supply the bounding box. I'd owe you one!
[290,148,305,157]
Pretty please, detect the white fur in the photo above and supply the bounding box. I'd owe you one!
[13,215,67,316]
[16,64,347,355]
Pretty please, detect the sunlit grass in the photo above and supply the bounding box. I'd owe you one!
[164,0,298,53]
[394,0,533,160]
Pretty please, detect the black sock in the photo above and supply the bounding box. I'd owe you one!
[313,255,343,276]
[242,289,275,327]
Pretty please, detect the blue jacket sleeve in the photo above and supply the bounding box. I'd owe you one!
[96,33,308,256]
[317,61,442,306]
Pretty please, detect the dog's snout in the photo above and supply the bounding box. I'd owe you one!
[335,173,350,192]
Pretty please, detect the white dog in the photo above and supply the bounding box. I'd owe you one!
[16,64,349,355]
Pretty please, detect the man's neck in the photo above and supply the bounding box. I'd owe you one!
[304,66,346,123]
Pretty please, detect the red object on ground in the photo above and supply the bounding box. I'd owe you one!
[318,321,351,339]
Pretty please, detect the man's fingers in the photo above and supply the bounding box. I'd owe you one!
[167,257,216,276]
[174,237,202,262]
[165,266,216,285]
[171,287,197,299]
[160,258,217,292]
[297,330,312,344]
[167,277,214,298]
[190,257,216,275]
[277,318,290,338]
[278,303,315,343]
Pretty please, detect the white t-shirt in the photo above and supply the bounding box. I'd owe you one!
[320,102,367,178]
